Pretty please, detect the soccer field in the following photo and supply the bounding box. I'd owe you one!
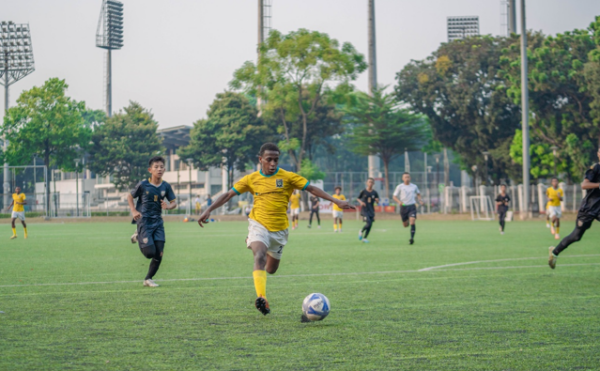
[1,219,599,370]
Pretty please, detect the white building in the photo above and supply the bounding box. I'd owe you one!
[35,125,249,213]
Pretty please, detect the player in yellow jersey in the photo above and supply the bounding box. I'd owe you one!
[332,186,346,232]
[546,177,564,240]
[198,143,354,316]
[4,187,28,239]
[289,190,301,230]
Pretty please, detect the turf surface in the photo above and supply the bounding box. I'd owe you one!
[1,218,600,370]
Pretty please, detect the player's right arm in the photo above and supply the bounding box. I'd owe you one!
[356,191,366,207]
[582,165,600,190]
[5,200,14,211]
[198,189,237,228]
[128,182,143,221]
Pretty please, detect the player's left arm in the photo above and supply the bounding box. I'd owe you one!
[416,187,424,205]
[5,200,14,211]
[162,185,178,210]
[306,185,355,210]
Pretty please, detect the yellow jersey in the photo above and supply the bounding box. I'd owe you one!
[546,187,563,207]
[290,193,301,209]
[233,168,309,232]
[332,194,346,211]
[12,193,26,212]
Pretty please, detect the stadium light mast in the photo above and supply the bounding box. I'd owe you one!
[520,0,531,219]
[0,21,35,209]
[96,0,123,118]
[367,0,380,182]
[508,0,517,34]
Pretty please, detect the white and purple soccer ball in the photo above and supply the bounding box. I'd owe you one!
[302,293,330,321]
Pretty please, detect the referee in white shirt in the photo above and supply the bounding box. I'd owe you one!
[393,172,424,245]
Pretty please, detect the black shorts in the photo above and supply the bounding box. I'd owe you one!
[575,210,600,229]
[400,204,417,222]
[137,219,165,249]
[362,214,375,223]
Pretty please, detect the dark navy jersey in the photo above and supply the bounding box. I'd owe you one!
[580,164,600,216]
[495,194,510,213]
[131,179,176,221]
[358,189,379,217]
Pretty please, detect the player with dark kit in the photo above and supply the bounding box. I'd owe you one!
[549,149,600,269]
[495,184,510,235]
[357,178,379,243]
[127,156,177,287]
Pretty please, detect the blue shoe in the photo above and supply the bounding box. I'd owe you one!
[363,239,370,243]
[358,230,363,241]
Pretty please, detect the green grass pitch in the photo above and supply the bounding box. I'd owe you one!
[1,218,600,370]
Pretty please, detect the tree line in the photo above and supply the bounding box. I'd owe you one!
[2,15,599,205]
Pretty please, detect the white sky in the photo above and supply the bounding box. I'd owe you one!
[3,0,599,129]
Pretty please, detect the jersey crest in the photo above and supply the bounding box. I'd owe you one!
[161,191,165,197]
[276,179,283,188]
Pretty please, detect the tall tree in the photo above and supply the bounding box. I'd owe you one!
[231,29,367,172]
[343,87,430,197]
[1,78,92,211]
[177,92,271,190]
[500,28,597,181]
[396,35,522,184]
[87,101,163,191]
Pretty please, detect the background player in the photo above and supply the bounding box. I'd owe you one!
[308,194,320,229]
[549,149,600,269]
[357,178,379,243]
[546,177,563,240]
[495,184,510,235]
[127,156,177,287]
[4,186,27,239]
[197,143,354,316]
[392,173,423,245]
[332,186,346,232]
[289,190,301,230]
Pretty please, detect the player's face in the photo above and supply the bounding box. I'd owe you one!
[500,185,506,193]
[335,188,341,195]
[551,179,558,188]
[259,151,279,175]
[15,187,21,194]
[148,161,165,179]
[402,174,411,184]
[366,179,374,189]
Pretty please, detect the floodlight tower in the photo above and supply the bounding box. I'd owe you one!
[96,0,123,118]
[0,21,35,208]
[367,0,380,181]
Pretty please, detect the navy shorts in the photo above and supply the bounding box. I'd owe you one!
[400,204,417,222]
[137,219,165,249]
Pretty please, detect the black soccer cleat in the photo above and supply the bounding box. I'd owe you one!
[409,238,414,245]
[301,314,311,323]
[255,296,270,316]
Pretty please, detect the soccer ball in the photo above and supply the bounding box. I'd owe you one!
[302,293,330,321]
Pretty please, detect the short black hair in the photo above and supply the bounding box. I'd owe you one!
[367,177,374,182]
[551,177,558,181]
[334,186,342,191]
[500,183,507,187]
[403,172,410,176]
[259,143,280,156]
[149,156,166,167]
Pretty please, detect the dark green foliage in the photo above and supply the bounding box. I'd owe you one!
[343,87,430,197]
[87,102,163,191]
[177,92,271,189]
[396,36,522,184]
[231,29,366,171]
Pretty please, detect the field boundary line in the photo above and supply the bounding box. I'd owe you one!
[2,255,600,288]
[418,254,600,272]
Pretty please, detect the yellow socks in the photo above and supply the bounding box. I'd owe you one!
[24,227,28,238]
[334,224,337,231]
[556,227,560,234]
[253,270,267,298]
[12,227,16,236]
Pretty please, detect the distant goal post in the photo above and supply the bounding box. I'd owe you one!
[469,195,495,221]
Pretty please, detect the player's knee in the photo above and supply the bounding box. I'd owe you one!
[141,245,156,259]
[266,266,278,274]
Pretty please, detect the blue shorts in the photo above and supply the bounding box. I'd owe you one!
[137,218,165,249]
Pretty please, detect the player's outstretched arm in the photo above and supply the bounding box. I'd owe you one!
[306,185,355,210]
[198,190,237,228]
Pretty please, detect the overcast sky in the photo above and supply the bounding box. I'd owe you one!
[3,0,599,129]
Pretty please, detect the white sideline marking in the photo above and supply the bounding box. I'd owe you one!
[418,254,600,272]
[1,254,600,289]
